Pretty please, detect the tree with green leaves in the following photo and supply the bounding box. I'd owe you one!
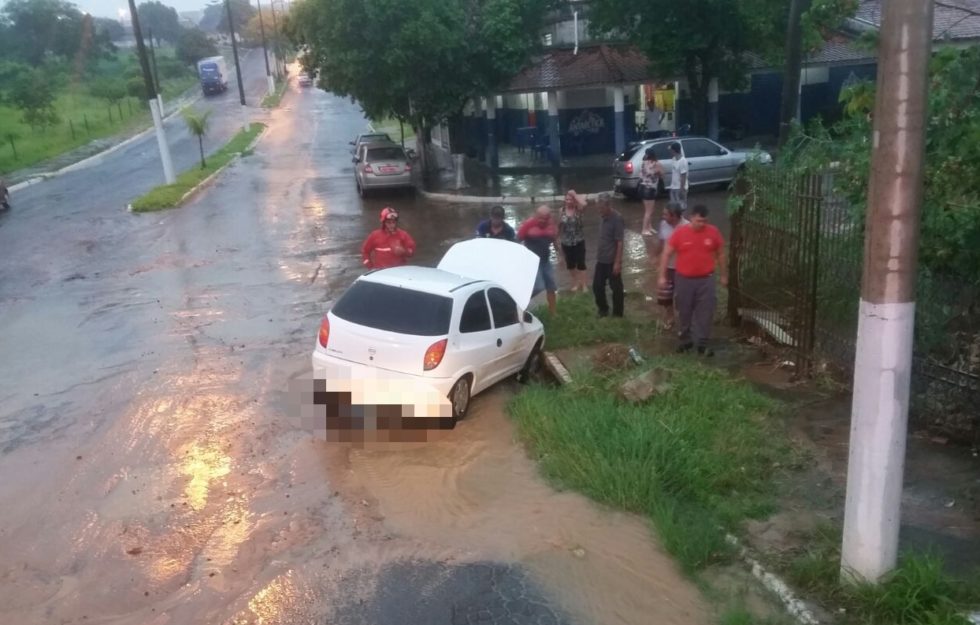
[10,69,59,129]
[588,0,857,134]
[0,0,114,65]
[94,16,126,42]
[90,77,128,120]
[176,27,219,66]
[137,1,182,45]
[200,0,255,35]
[183,108,212,168]
[287,0,547,170]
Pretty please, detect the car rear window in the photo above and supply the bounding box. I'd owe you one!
[332,281,452,336]
[617,144,643,161]
[366,147,405,161]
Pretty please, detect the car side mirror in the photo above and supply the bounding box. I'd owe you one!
[718,148,728,156]
[523,311,533,323]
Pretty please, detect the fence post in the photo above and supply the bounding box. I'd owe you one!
[728,176,749,326]
[108,107,113,123]
[84,114,90,133]
[7,135,17,160]
[804,174,822,373]
[69,119,76,140]
[128,99,133,116]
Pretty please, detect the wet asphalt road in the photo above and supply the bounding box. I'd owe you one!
[0,76,728,624]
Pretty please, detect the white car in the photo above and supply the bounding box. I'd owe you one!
[312,239,545,421]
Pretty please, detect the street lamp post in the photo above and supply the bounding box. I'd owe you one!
[256,0,274,95]
[269,1,282,79]
[147,27,164,114]
[224,0,249,131]
[127,0,174,184]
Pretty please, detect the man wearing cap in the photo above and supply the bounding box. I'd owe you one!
[361,207,416,269]
[475,205,516,241]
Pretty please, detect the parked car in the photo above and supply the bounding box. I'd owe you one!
[349,132,394,155]
[353,142,415,196]
[312,238,545,421]
[298,73,313,87]
[612,136,772,199]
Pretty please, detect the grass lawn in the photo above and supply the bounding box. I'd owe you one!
[513,292,980,624]
[130,123,265,212]
[261,79,288,108]
[0,76,196,175]
[371,116,415,143]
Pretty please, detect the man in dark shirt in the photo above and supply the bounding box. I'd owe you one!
[475,205,516,241]
[593,196,625,317]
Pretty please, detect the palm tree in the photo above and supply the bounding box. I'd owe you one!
[183,109,213,169]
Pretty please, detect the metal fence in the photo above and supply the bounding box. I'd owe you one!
[729,169,979,439]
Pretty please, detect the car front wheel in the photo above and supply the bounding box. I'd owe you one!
[517,340,543,383]
[449,376,471,421]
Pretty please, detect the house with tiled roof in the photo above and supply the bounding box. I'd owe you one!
[448,0,979,171]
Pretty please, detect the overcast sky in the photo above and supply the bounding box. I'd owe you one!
[70,0,208,20]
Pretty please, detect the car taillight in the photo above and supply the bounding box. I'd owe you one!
[363,164,374,173]
[318,317,330,348]
[404,163,412,171]
[423,339,448,371]
[624,162,634,174]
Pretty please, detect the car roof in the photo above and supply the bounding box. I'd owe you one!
[360,266,487,296]
[357,133,391,141]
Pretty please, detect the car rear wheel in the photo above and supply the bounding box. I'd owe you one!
[449,376,471,421]
[517,340,543,383]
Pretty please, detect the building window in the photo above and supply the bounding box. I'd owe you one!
[542,33,553,46]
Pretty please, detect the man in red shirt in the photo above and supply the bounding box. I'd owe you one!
[361,207,416,269]
[517,205,559,315]
[657,204,727,355]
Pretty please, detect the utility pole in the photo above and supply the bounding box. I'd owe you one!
[269,0,282,78]
[147,28,164,114]
[256,0,274,95]
[840,0,933,584]
[224,0,249,131]
[777,0,811,148]
[128,0,175,184]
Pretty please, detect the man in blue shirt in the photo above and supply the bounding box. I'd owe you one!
[475,205,516,241]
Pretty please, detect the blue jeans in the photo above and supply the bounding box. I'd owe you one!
[532,261,557,297]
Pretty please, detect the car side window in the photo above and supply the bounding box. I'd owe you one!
[459,291,492,333]
[651,142,673,161]
[682,139,721,158]
[487,288,519,328]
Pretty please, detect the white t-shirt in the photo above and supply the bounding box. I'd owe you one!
[670,157,689,190]
[659,218,689,269]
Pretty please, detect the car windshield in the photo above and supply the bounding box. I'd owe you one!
[331,281,452,336]
[360,134,390,144]
[366,147,405,161]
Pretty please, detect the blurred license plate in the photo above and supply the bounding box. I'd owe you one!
[381,166,398,173]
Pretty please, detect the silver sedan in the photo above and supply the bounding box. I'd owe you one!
[612,136,772,199]
[353,142,416,197]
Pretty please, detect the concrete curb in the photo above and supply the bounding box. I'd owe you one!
[419,189,608,206]
[127,123,269,213]
[541,351,573,386]
[9,177,45,193]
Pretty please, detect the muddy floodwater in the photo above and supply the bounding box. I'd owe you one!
[0,79,732,624]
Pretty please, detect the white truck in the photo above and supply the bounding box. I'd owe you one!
[197,56,229,96]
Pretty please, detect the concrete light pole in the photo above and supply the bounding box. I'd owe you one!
[256,0,275,95]
[224,0,249,131]
[840,0,933,584]
[147,28,164,114]
[127,0,174,184]
[269,0,282,79]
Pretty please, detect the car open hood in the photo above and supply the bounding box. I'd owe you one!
[437,238,539,309]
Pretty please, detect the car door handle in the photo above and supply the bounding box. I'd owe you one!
[496,338,503,347]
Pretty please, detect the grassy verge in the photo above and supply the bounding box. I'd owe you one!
[510,357,786,574]
[130,123,265,212]
[517,291,980,624]
[535,291,659,350]
[782,523,980,625]
[371,116,416,143]
[0,76,196,175]
[261,80,288,108]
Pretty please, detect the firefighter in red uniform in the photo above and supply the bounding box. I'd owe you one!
[361,207,416,269]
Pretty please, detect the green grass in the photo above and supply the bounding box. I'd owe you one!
[533,291,660,350]
[130,123,265,212]
[371,116,416,143]
[509,358,786,574]
[0,76,197,175]
[261,79,288,108]
[783,523,980,624]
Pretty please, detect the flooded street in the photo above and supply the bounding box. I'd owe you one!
[0,80,729,624]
